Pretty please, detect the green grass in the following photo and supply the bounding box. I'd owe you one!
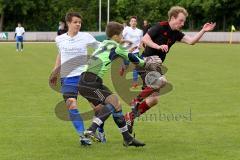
[0,42,240,160]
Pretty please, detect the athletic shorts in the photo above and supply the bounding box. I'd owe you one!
[16,36,23,42]
[61,75,81,99]
[78,72,112,106]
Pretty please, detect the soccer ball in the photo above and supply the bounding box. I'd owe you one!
[145,71,166,89]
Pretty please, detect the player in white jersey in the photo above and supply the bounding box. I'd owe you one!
[121,16,143,88]
[50,12,102,146]
[14,23,25,52]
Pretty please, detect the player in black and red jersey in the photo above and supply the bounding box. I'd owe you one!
[125,6,216,133]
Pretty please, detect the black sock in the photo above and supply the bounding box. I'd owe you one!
[112,110,132,142]
[88,104,112,132]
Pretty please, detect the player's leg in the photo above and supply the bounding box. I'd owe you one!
[119,59,129,76]
[130,74,167,114]
[93,104,107,143]
[61,76,91,146]
[78,73,112,142]
[16,36,19,51]
[105,94,145,147]
[132,52,140,88]
[125,71,167,133]
[63,93,91,145]
[79,72,145,146]
[85,103,112,142]
[20,37,23,51]
[97,123,106,143]
[79,83,145,146]
[130,67,167,107]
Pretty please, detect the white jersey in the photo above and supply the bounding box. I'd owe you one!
[123,26,143,53]
[15,27,25,36]
[55,32,99,78]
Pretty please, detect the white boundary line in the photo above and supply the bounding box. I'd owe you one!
[0,41,55,43]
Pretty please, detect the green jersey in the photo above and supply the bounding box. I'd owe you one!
[86,40,144,78]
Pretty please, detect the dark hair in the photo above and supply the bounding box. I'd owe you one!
[105,21,124,38]
[130,16,137,20]
[65,12,82,22]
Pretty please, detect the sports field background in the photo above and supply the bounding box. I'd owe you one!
[0,43,239,160]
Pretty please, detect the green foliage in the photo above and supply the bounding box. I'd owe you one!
[1,0,240,31]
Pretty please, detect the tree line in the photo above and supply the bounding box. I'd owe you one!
[0,0,239,32]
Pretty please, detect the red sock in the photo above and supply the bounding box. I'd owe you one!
[127,101,151,122]
[137,101,150,115]
[138,86,154,100]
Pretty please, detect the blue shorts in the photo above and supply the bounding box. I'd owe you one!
[61,76,81,95]
[16,36,23,42]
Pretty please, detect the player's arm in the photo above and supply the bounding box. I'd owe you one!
[138,30,144,49]
[142,33,168,52]
[86,33,101,49]
[88,41,101,50]
[181,22,216,45]
[50,54,61,86]
[21,27,25,36]
[115,46,162,70]
[122,27,127,39]
[52,54,61,74]
[114,45,145,67]
[14,28,17,39]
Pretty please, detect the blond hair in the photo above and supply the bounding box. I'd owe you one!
[168,6,188,20]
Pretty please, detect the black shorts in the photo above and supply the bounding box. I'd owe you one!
[78,72,112,106]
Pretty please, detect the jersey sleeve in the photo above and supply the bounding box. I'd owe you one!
[175,31,185,41]
[122,27,128,39]
[115,45,145,67]
[86,33,100,49]
[147,23,161,39]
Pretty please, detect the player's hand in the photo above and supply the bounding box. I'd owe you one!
[50,75,58,86]
[49,69,59,86]
[157,45,168,53]
[120,40,133,49]
[202,22,216,32]
[129,46,138,53]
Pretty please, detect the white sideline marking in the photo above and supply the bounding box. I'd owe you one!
[0,41,55,43]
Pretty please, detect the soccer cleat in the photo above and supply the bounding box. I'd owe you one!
[84,130,101,142]
[123,138,146,147]
[125,99,141,134]
[79,136,92,146]
[131,82,138,88]
[96,131,107,143]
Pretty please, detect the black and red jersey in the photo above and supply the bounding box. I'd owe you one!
[142,21,185,62]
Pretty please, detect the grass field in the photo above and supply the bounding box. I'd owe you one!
[0,42,240,160]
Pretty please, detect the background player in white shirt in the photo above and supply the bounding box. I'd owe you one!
[121,16,143,88]
[14,23,25,52]
[50,12,101,146]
